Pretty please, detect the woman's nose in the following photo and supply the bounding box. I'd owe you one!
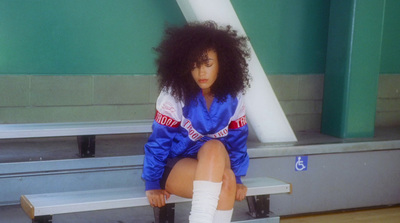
[198,65,206,75]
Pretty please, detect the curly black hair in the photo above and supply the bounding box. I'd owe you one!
[154,21,250,103]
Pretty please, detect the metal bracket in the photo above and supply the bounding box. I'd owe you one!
[246,195,271,218]
[153,203,175,223]
[32,215,52,223]
[77,135,96,157]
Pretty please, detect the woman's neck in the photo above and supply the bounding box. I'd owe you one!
[202,90,214,111]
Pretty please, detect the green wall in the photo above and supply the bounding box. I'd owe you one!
[0,0,185,75]
[232,0,331,74]
[380,0,400,74]
[0,0,399,75]
[233,0,400,75]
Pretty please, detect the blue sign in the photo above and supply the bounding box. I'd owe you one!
[295,156,308,171]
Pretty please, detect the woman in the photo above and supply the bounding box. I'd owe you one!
[142,21,251,223]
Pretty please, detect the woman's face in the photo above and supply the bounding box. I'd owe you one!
[191,50,219,95]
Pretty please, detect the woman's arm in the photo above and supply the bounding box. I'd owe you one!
[142,90,183,190]
[225,94,250,200]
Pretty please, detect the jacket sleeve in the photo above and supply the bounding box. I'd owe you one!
[142,90,182,190]
[226,93,249,184]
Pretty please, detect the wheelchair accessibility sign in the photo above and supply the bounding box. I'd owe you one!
[295,156,308,171]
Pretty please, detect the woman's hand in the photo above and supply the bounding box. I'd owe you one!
[146,189,171,207]
[236,183,247,201]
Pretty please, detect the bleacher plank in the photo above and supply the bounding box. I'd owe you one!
[21,177,291,219]
[0,120,153,139]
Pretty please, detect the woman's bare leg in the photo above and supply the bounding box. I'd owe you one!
[165,157,197,198]
[165,140,236,210]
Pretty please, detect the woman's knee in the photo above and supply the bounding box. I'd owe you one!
[198,140,227,161]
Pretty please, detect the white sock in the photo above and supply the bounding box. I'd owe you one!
[213,209,233,223]
[189,180,222,223]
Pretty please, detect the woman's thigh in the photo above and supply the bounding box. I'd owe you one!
[165,157,198,198]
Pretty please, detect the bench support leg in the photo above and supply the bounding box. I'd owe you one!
[77,135,96,157]
[32,215,52,223]
[247,195,271,218]
[153,203,175,223]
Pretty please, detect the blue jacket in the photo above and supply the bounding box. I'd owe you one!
[142,90,249,190]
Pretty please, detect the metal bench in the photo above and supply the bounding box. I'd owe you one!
[21,177,291,223]
[0,120,153,157]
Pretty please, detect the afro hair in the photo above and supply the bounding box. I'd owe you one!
[154,21,251,103]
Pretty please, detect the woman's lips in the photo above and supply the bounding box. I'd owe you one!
[199,79,208,83]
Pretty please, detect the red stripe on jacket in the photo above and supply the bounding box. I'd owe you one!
[229,115,247,129]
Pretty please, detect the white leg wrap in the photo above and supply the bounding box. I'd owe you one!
[213,209,233,223]
[189,180,222,223]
